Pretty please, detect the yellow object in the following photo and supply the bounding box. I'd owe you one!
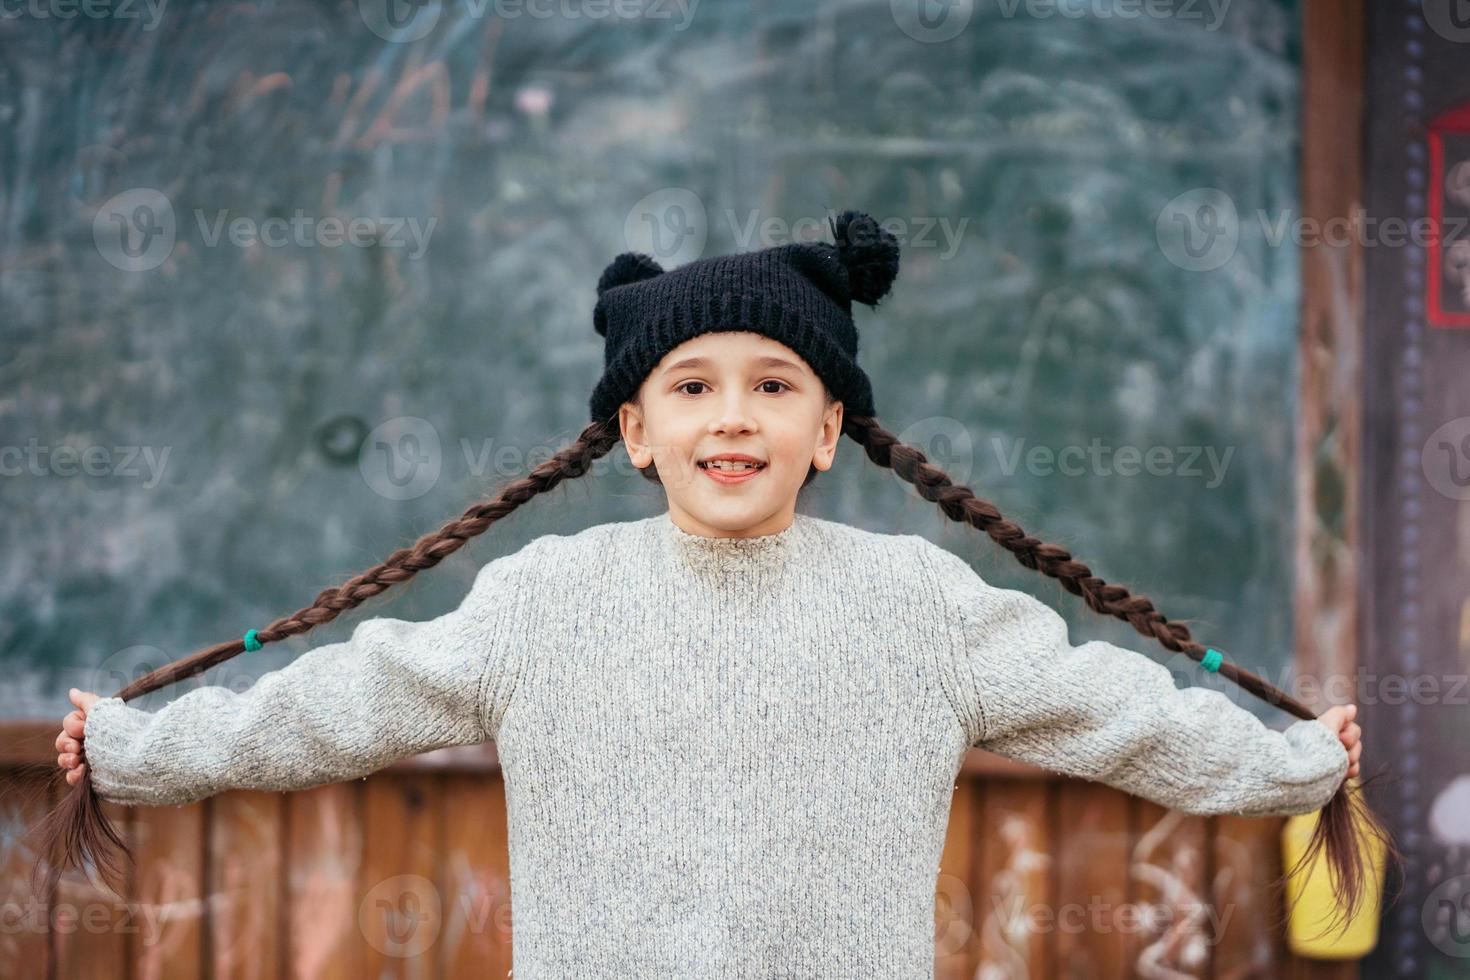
[1280,778,1388,958]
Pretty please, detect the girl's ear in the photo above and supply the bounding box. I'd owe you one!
[812,399,843,472]
[618,402,653,468]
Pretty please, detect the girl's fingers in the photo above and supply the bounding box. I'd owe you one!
[65,763,86,785]
[62,713,85,739]
[68,689,100,712]
[1344,722,1361,742]
[1316,706,1348,735]
[58,752,77,769]
[1323,703,1360,734]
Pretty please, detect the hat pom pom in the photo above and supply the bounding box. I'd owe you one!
[829,210,899,306]
[594,252,665,337]
[597,251,664,298]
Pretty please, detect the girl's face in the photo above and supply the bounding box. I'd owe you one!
[619,331,843,538]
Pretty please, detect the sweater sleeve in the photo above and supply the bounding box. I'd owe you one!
[81,538,544,807]
[915,538,1349,818]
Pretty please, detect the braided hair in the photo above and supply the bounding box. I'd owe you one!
[27,403,1399,940]
[25,207,1400,944]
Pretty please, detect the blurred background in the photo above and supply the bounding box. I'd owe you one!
[2,0,1467,977]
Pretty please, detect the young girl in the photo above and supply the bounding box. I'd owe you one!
[40,209,1389,974]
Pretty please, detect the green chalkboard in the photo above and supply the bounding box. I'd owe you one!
[0,0,1301,720]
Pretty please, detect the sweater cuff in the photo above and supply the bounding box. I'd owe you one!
[84,696,165,807]
[1284,716,1351,783]
[1263,717,1350,815]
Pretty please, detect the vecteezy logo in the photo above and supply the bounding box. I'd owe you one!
[933,871,974,955]
[1423,873,1470,959]
[1421,416,1470,501]
[358,0,442,42]
[892,416,974,500]
[89,645,185,714]
[93,188,177,272]
[890,0,973,43]
[1423,0,1470,43]
[360,416,442,501]
[1160,650,1248,709]
[360,874,442,957]
[624,189,708,266]
[1156,188,1240,273]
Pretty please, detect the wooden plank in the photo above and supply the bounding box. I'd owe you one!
[0,725,1057,783]
[974,779,1053,979]
[1,725,1059,783]
[50,799,131,980]
[1053,783,1130,980]
[1213,814,1288,980]
[1126,800,1212,979]
[1295,0,1365,704]
[285,782,361,980]
[0,771,53,980]
[0,767,1358,976]
[130,802,205,980]
[1293,2,1367,978]
[0,723,508,776]
[961,748,1053,779]
[360,775,442,977]
[1284,950,1359,980]
[935,774,981,978]
[209,791,284,980]
[439,774,513,978]
[389,744,500,774]
[0,724,68,768]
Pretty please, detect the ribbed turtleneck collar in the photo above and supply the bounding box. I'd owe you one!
[659,510,810,578]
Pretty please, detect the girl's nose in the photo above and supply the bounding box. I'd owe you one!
[709,394,757,434]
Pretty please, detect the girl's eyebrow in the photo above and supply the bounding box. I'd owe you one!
[661,355,805,376]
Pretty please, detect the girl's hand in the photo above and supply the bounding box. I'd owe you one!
[56,688,100,786]
[1316,703,1362,779]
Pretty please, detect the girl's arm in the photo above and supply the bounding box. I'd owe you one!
[81,538,546,808]
[915,538,1349,818]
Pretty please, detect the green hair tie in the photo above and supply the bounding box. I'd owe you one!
[1200,648,1223,673]
[243,629,262,652]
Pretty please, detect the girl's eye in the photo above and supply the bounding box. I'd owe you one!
[675,380,792,396]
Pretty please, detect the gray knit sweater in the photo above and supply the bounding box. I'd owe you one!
[83,511,1348,977]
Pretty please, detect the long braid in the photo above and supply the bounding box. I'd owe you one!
[29,408,1401,940]
[841,412,1402,937]
[842,415,1315,718]
[28,418,623,900]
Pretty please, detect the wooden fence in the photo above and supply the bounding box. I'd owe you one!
[0,724,1356,979]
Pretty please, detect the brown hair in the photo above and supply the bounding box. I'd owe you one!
[28,407,1399,941]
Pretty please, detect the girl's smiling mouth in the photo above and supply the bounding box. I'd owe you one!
[698,454,768,484]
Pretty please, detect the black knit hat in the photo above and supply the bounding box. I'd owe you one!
[588,209,900,422]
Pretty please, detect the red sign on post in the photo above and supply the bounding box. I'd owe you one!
[1428,102,1470,328]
